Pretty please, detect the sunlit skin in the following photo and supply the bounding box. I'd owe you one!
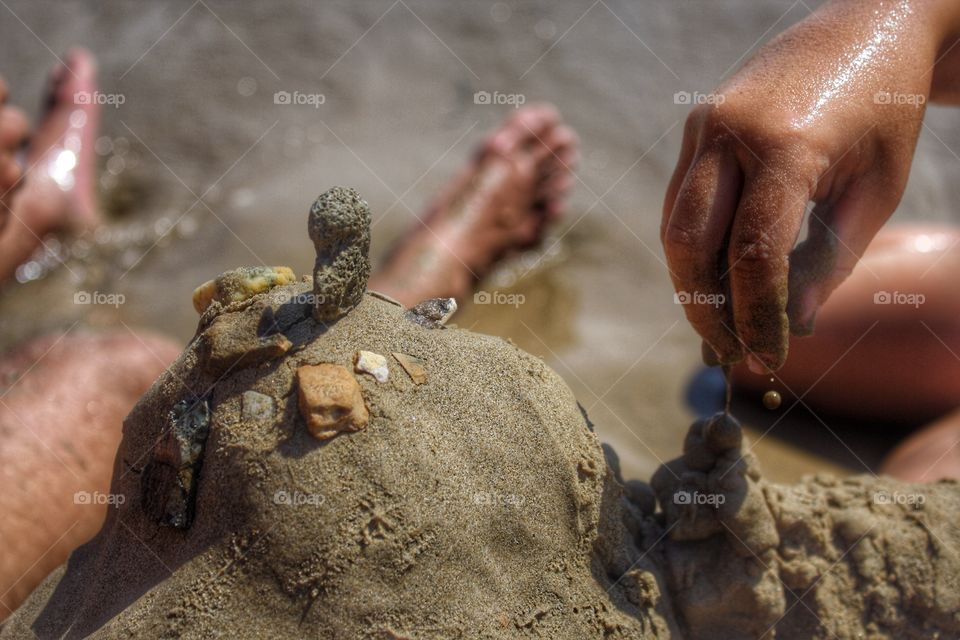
[0,50,99,281]
[662,0,960,373]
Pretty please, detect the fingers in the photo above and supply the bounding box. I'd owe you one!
[663,150,743,362]
[726,169,809,371]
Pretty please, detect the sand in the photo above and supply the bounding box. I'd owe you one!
[4,190,958,639]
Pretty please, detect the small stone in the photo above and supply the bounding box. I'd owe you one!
[193,266,296,314]
[392,352,427,385]
[241,391,275,423]
[763,390,782,410]
[354,350,389,383]
[405,298,457,328]
[309,186,371,323]
[296,364,369,440]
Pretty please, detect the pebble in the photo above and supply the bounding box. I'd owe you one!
[405,298,457,328]
[241,391,275,423]
[354,350,389,383]
[392,352,427,385]
[296,364,369,440]
[192,266,297,314]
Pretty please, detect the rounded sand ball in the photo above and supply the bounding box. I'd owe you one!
[763,390,782,410]
[703,412,742,452]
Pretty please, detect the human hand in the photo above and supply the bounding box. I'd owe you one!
[662,0,960,371]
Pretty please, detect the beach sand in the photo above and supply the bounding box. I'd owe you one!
[0,0,958,521]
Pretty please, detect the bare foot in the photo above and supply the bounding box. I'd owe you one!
[368,104,578,307]
[0,49,100,281]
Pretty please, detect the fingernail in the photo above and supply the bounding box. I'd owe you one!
[746,355,767,375]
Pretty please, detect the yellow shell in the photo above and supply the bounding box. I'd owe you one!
[192,266,296,314]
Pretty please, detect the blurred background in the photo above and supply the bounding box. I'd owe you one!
[1,0,958,483]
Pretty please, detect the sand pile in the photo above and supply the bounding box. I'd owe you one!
[4,188,958,639]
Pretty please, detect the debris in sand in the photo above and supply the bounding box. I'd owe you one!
[140,394,211,529]
[192,266,296,314]
[242,390,276,424]
[392,352,427,385]
[309,186,371,323]
[296,363,369,440]
[354,350,389,383]
[404,297,457,328]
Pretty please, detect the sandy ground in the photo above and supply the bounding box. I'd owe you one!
[1,0,959,484]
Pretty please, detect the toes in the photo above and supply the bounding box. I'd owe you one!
[483,104,560,157]
[0,107,29,150]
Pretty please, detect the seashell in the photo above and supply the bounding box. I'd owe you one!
[392,352,427,385]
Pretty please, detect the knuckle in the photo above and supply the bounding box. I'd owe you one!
[663,223,704,262]
[730,231,779,268]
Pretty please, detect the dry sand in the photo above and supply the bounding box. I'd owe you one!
[3,190,958,639]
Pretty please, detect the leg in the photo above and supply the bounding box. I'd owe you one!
[732,224,960,480]
[0,331,180,617]
[368,104,577,308]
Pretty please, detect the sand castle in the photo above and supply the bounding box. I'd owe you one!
[3,188,958,639]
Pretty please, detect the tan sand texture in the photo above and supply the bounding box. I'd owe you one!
[3,190,957,639]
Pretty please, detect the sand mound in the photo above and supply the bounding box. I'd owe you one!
[4,188,958,639]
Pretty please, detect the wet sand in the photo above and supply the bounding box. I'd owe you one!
[1,0,959,486]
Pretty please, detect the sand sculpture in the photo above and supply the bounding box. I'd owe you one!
[3,188,957,639]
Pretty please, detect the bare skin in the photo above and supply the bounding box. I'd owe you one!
[0,101,577,618]
[662,0,960,373]
[0,49,99,281]
[731,224,960,480]
[369,104,577,307]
